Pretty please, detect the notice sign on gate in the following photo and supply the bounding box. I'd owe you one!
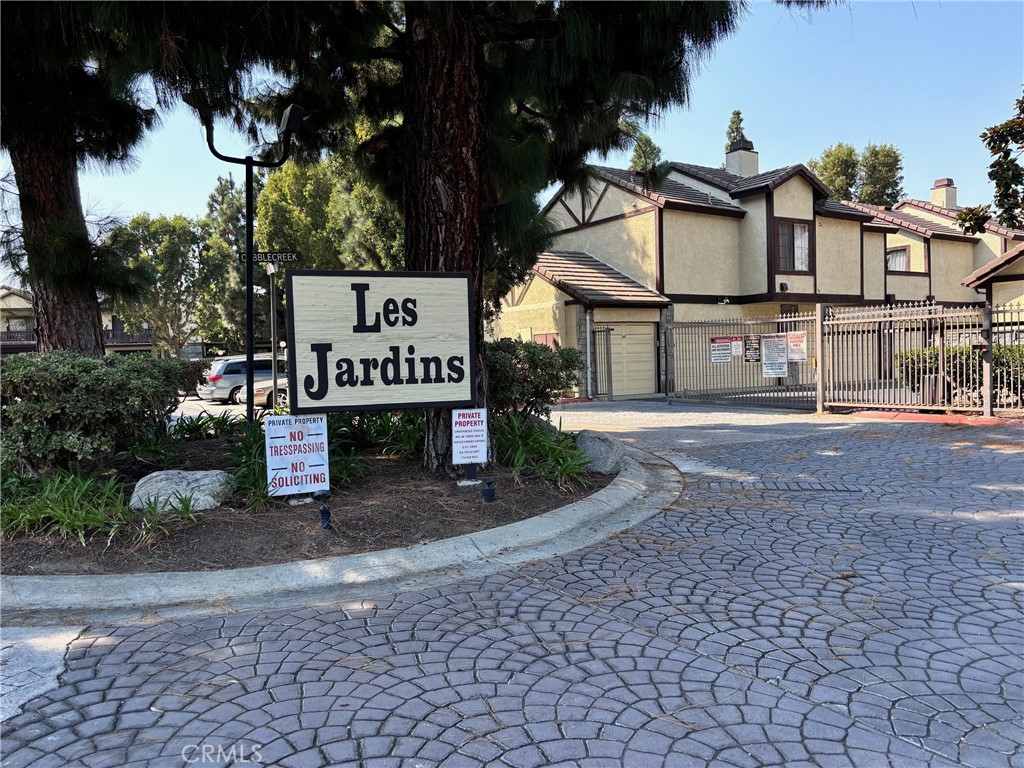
[264,414,330,496]
[710,336,740,363]
[787,331,808,362]
[452,408,488,465]
[761,334,789,377]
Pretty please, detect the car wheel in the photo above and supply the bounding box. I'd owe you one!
[274,390,288,410]
[229,387,241,404]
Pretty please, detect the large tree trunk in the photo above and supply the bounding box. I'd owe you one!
[403,3,488,474]
[7,131,104,357]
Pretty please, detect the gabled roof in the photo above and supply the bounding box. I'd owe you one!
[0,284,33,303]
[814,198,877,222]
[531,251,670,308]
[962,241,1024,289]
[895,199,1024,241]
[669,162,831,199]
[844,202,979,242]
[590,166,744,217]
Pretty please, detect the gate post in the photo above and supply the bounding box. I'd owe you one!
[815,303,826,413]
[982,304,993,417]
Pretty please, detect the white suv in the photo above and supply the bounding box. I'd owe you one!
[196,355,282,403]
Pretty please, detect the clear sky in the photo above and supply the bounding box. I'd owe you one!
[6,1,1024,227]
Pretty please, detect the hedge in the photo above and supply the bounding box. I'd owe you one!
[895,345,1024,402]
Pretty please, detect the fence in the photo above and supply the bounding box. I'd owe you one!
[821,302,1023,415]
[591,326,613,400]
[666,312,817,409]
[663,302,1023,416]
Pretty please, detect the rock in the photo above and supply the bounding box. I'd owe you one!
[574,430,625,475]
[130,470,233,512]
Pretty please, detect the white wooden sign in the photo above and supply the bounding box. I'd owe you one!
[452,408,488,465]
[264,414,330,496]
[286,271,476,413]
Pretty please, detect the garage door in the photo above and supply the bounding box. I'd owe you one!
[609,323,658,397]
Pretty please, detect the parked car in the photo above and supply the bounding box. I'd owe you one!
[196,355,283,403]
[242,376,288,410]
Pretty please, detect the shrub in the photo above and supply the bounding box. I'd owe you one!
[170,411,247,441]
[491,413,591,490]
[485,339,583,419]
[895,345,1024,402]
[1,352,200,474]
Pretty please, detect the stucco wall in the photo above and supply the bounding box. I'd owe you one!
[662,210,741,295]
[930,240,979,304]
[886,232,928,273]
[903,206,1000,269]
[814,218,862,296]
[776,275,814,294]
[593,307,661,323]
[886,273,931,301]
[773,177,815,221]
[863,231,887,301]
[551,210,657,289]
[491,278,568,342]
[589,184,648,219]
[993,279,1024,306]
[738,196,768,295]
[672,302,815,322]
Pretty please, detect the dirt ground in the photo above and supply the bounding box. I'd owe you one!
[0,439,610,576]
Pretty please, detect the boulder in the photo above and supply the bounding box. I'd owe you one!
[130,470,233,512]
[574,430,625,475]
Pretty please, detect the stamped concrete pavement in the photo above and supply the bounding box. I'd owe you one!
[1,401,1021,767]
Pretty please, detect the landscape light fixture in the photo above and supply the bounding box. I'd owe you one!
[202,103,306,422]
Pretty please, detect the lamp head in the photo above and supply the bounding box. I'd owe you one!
[278,104,306,138]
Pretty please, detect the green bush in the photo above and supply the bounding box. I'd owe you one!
[895,345,1024,401]
[1,352,200,474]
[491,413,591,490]
[485,338,583,419]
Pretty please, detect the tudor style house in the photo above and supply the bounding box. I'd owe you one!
[846,178,1024,307]
[491,141,1024,398]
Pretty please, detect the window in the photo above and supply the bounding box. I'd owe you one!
[778,221,811,272]
[886,247,909,272]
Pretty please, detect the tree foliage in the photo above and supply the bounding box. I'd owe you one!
[858,143,905,207]
[109,214,230,357]
[957,92,1024,235]
[0,2,156,355]
[807,142,858,202]
[808,141,904,205]
[725,109,747,151]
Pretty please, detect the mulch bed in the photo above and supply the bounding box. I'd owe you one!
[0,439,611,576]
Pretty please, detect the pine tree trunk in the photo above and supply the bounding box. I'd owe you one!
[404,3,488,474]
[8,130,104,357]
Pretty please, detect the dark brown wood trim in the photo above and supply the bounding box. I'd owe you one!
[885,270,930,277]
[925,240,933,297]
[664,291,864,306]
[859,223,865,299]
[816,208,874,223]
[585,183,610,225]
[984,274,1024,284]
[551,206,657,235]
[662,200,745,218]
[766,194,775,294]
[558,197,582,227]
[506,274,534,307]
[656,208,665,296]
[773,216,816,277]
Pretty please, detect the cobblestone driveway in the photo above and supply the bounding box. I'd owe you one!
[3,402,1022,767]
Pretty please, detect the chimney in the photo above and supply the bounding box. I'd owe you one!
[726,139,758,177]
[930,178,957,209]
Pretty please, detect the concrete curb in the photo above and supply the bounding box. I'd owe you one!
[1,448,679,625]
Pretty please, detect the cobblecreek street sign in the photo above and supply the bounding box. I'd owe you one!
[240,251,301,263]
[286,270,477,413]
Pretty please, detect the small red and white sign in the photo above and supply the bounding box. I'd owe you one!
[264,414,330,496]
[452,408,488,465]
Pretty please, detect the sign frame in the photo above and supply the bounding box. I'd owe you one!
[285,270,478,414]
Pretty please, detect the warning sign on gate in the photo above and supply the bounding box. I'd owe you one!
[264,414,330,496]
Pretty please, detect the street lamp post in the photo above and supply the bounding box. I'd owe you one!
[265,261,279,407]
[203,104,305,422]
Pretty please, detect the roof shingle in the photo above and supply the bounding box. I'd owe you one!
[896,199,1024,240]
[962,241,1024,288]
[844,202,979,242]
[531,251,670,307]
[669,162,830,199]
[590,166,744,216]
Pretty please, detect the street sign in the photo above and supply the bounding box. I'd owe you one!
[240,251,301,263]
